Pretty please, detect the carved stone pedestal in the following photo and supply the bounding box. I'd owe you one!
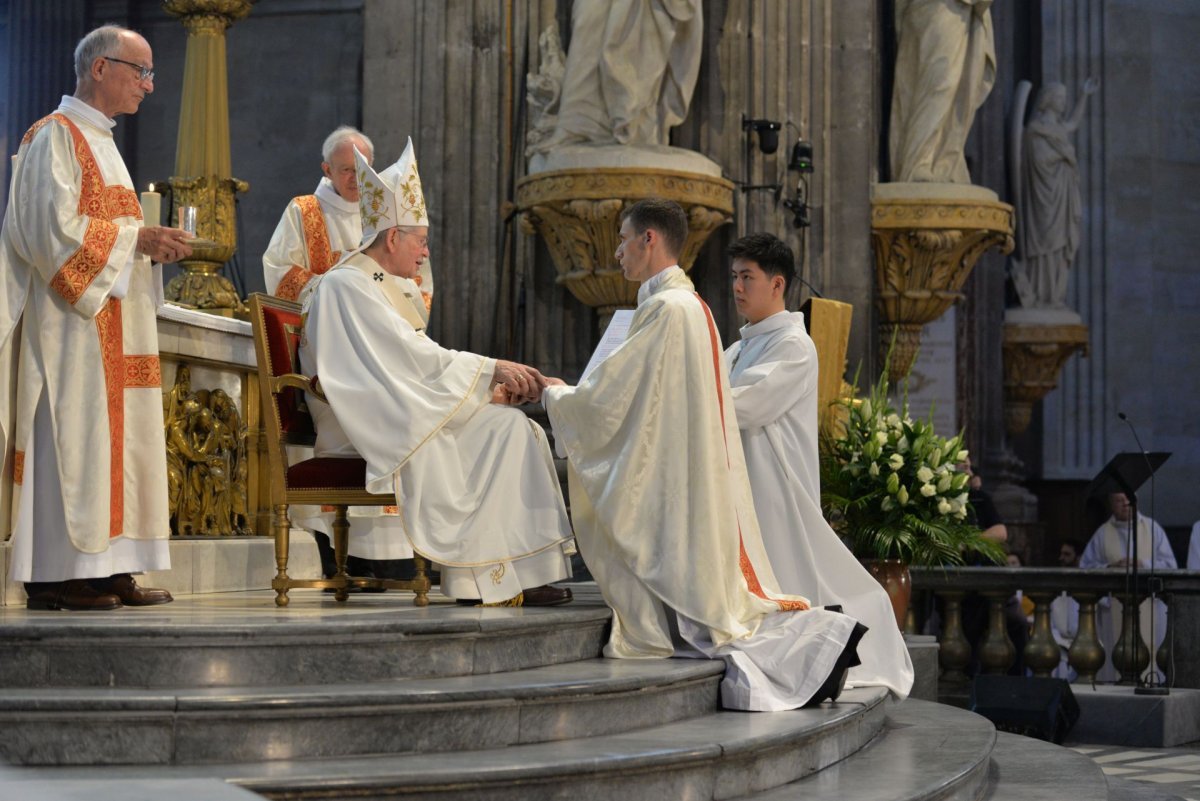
[870,184,1014,379]
[516,167,734,325]
[1001,318,1089,435]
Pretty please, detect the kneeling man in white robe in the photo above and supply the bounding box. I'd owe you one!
[299,140,573,606]
[724,232,912,699]
[544,200,864,711]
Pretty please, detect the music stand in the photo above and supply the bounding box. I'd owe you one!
[1087,451,1171,694]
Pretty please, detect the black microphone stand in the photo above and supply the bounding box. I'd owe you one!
[1119,413,1168,696]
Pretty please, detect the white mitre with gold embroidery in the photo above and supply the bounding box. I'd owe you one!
[353,136,427,249]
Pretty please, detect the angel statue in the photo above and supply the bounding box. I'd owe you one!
[1008,77,1100,310]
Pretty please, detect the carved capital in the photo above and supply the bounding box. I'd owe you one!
[1001,322,1089,434]
[872,194,1014,380]
[163,0,253,31]
[516,168,734,313]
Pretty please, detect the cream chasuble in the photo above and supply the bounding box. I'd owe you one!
[300,254,572,601]
[544,267,856,711]
[1080,512,1175,682]
[0,97,169,580]
[726,311,913,699]
[263,177,433,311]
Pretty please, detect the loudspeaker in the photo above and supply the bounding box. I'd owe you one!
[969,675,1080,744]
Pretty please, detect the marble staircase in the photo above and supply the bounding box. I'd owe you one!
[0,586,1155,801]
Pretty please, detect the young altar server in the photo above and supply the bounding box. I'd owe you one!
[724,233,913,699]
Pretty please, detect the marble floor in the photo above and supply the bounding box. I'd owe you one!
[1073,743,1200,801]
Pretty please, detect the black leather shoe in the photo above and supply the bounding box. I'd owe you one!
[25,580,122,611]
[804,621,869,707]
[522,584,573,607]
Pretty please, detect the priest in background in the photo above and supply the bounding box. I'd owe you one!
[544,199,864,711]
[1080,491,1175,681]
[0,25,190,610]
[723,232,913,700]
[299,139,573,607]
[263,125,433,310]
[263,125,432,583]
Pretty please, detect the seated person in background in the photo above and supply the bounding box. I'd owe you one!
[1050,538,1083,681]
[544,199,865,711]
[722,232,912,699]
[1080,492,1175,681]
[299,139,573,607]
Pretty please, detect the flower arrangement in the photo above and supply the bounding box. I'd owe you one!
[821,364,1006,567]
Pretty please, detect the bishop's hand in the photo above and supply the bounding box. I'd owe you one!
[492,360,547,404]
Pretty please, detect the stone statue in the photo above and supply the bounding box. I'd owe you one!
[1011,78,1099,310]
[525,20,567,159]
[527,0,714,175]
[889,0,996,184]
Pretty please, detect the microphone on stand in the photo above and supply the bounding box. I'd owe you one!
[1118,411,1165,691]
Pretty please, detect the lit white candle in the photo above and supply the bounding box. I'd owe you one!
[140,190,161,226]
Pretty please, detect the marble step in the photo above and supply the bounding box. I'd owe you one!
[0,658,724,766]
[5,687,890,800]
[736,698,995,801]
[0,591,610,688]
[983,731,1114,801]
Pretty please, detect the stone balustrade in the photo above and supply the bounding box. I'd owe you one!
[908,567,1200,687]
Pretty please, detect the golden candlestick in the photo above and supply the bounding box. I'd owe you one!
[162,0,253,317]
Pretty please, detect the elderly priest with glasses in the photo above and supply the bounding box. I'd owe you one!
[0,25,193,610]
[298,140,574,607]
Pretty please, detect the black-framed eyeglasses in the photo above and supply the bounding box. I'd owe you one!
[103,56,154,83]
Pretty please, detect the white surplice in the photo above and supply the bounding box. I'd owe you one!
[1080,513,1176,681]
[725,310,914,699]
[264,178,433,560]
[0,96,169,581]
[300,253,572,601]
[544,267,856,711]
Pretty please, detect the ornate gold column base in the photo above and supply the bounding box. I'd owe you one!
[871,188,1014,380]
[1001,320,1089,435]
[516,168,734,322]
[164,175,249,316]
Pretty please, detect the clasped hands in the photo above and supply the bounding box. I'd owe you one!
[136,226,195,264]
[491,360,566,405]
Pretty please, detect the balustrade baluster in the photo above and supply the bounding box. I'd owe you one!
[1155,592,1171,686]
[979,590,1016,674]
[938,590,971,683]
[1023,591,1059,677]
[1068,592,1104,684]
[1112,592,1150,685]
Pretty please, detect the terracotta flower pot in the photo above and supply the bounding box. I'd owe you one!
[864,558,911,630]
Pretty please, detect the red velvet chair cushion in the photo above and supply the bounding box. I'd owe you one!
[258,301,315,439]
[287,457,369,491]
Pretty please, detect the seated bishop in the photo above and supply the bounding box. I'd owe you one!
[263,126,436,582]
[544,199,865,711]
[299,138,574,607]
[724,233,913,700]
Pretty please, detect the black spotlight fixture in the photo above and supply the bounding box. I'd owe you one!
[788,139,814,173]
[742,116,782,154]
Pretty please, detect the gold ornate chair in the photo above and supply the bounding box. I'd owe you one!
[248,293,431,607]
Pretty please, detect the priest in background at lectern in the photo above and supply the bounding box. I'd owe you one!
[1080,492,1175,681]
